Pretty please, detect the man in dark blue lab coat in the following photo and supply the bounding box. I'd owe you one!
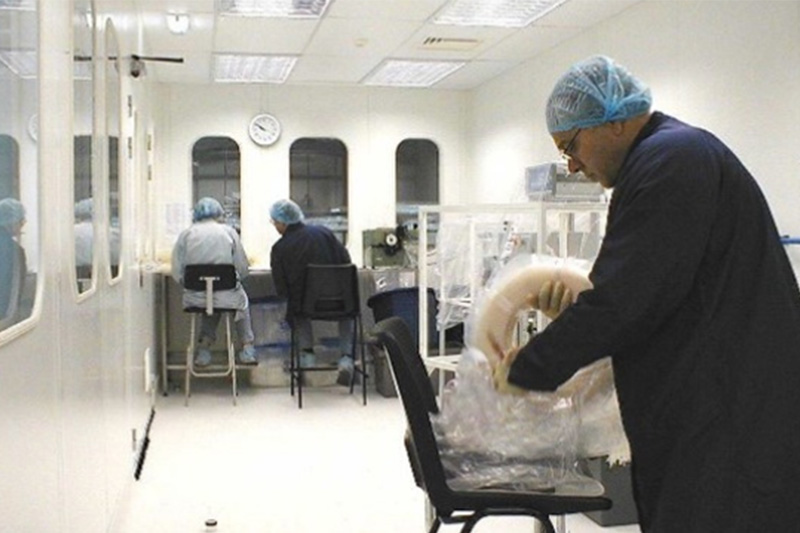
[494,55,800,532]
[269,199,355,384]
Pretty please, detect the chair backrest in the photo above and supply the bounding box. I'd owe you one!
[183,264,237,292]
[373,317,453,511]
[299,263,360,320]
[367,287,437,349]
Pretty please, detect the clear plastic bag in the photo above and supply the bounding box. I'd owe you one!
[432,349,604,495]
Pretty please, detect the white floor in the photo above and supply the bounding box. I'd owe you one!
[111,380,642,533]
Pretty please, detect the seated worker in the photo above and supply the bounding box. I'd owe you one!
[172,197,256,366]
[268,199,355,385]
[73,197,94,269]
[0,198,27,324]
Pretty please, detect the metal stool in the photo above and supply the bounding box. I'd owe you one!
[183,264,238,406]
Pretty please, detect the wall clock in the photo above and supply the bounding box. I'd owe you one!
[248,113,281,146]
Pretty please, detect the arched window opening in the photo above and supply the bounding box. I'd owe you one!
[396,138,439,245]
[290,138,348,243]
[192,137,241,231]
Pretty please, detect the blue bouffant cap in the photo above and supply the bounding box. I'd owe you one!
[192,197,224,222]
[0,198,25,229]
[269,199,304,225]
[546,55,652,133]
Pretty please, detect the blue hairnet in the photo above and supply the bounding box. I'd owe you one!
[192,197,224,222]
[74,198,93,221]
[546,55,652,133]
[0,198,25,229]
[269,199,304,225]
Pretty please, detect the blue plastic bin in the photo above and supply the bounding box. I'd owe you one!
[366,287,437,349]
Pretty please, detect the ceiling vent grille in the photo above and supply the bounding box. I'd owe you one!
[420,36,481,51]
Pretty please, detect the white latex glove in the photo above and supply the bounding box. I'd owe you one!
[489,334,528,396]
[530,280,574,320]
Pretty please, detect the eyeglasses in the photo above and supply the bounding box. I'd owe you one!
[559,129,582,161]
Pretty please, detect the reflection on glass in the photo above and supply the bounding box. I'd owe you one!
[73,0,94,292]
[106,20,121,280]
[74,197,93,273]
[0,198,27,327]
[0,136,20,199]
[289,138,347,243]
[192,137,241,232]
[0,3,38,331]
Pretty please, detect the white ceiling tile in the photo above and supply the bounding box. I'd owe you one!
[305,16,421,58]
[141,13,215,53]
[433,59,516,90]
[537,0,643,28]
[213,17,319,54]
[134,0,216,14]
[326,0,447,22]
[289,54,380,84]
[390,22,516,61]
[478,24,580,62]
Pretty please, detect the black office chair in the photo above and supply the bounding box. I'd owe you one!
[183,263,239,406]
[289,263,367,408]
[372,317,612,533]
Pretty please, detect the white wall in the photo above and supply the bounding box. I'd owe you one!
[152,83,468,267]
[468,0,800,240]
[0,2,160,532]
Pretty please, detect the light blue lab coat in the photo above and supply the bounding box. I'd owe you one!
[171,219,250,312]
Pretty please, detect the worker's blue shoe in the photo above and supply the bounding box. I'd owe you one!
[337,356,354,386]
[195,348,212,367]
[239,345,257,365]
[300,350,316,368]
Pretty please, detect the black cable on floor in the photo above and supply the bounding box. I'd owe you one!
[134,407,156,481]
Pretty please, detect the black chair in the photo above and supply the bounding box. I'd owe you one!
[183,263,239,406]
[289,263,367,408]
[372,316,612,533]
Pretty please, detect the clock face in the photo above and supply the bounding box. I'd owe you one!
[248,113,281,146]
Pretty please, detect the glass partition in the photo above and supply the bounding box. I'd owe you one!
[73,0,94,293]
[105,19,121,280]
[290,138,348,243]
[0,0,39,332]
[396,138,439,226]
[192,136,241,231]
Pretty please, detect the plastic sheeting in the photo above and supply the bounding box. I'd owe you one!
[433,348,604,494]
[431,254,630,492]
[432,208,604,332]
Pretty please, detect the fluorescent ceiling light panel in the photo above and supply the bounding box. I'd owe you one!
[216,0,332,18]
[0,49,36,78]
[435,0,569,28]
[214,54,297,83]
[363,59,465,88]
